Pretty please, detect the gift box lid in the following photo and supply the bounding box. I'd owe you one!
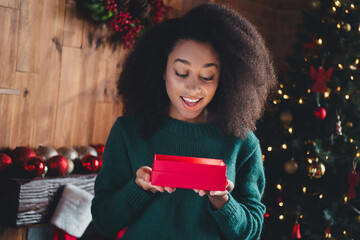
[152,154,226,176]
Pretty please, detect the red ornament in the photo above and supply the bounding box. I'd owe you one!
[10,146,36,166]
[47,155,69,176]
[0,153,12,172]
[93,144,105,158]
[291,222,301,239]
[347,171,359,199]
[310,66,334,93]
[24,156,47,177]
[82,155,102,173]
[302,35,317,52]
[313,106,326,120]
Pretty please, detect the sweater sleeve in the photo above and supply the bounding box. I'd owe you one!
[209,134,266,240]
[91,118,156,237]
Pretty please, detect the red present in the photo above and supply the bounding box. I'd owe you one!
[151,154,227,191]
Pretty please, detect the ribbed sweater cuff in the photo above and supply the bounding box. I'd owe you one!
[122,178,155,209]
[209,194,241,224]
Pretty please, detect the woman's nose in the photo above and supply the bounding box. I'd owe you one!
[185,75,200,92]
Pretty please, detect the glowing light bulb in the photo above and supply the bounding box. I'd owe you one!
[283,95,289,99]
[308,158,313,163]
[273,100,278,104]
[324,91,330,98]
[279,202,284,207]
[317,38,323,45]
[279,215,284,220]
[355,59,359,64]
[319,194,323,199]
[299,98,303,104]
[337,23,341,29]
[350,65,357,70]
[338,63,343,70]
[267,146,273,152]
[351,4,355,9]
[345,9,349,14]
[344,196,348,203]
[282,144,287,149]
[280,84,284,88]
[288,128,293,134]
[307,89,311,93]
[343,230,347,235]
[332,6,337,12]
[303,187,307,193]
[335,1,341,7]
[276,184,282,190]
[337,86,341,91]
[351,75,354,80]
[345,94,349,100]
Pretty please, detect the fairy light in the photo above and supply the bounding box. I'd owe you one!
[349,122,354,127]
[345,94,350,100]
[273,100,278,104]
[344,196,348,203]
[279,202,284,207]
[262,154,265,161]
[280,84,284,88]
[307,89,311,94]
[307,150,310,155]
[282,144,287,150]
[337,86,341,91]
[324,91,330,98]
[350,65,357,70]
[278,89,283,94]
[289,128,293,134]
[317,38,323,45]
[351,4,355,9]
[350,138,354,143]
[268,146,273,152]
[345,9,349,14]
[276,184,282,191]
[332,6,337,12]
[343,230,347,235]
[299,215,303,219]
[338,63,343,70]
[304,57,308,62]
[299,98,303,104]
[308,158,313,164]
[355,59,359,64]
[283,95,289,99]
[358,24,360,32]
[279,215,284,220]
[319,194,323,199]
[351,75,354,80]
[303,187,307,194]
[337,23,341,29]
[335,0,341,7]
[325,156,329,160]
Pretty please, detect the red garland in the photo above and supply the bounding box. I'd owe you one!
[310,66,334,93]
[348,171,359,199]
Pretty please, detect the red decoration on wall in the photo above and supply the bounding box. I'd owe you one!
[0,153,12,172]
[310,66,334,93]
[10,146,36,166]
[47,155,69,176]
[82,155,102,173]
[24,156,47,177]
[347,171,359,199]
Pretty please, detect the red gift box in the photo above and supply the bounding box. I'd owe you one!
[151,154,227,191]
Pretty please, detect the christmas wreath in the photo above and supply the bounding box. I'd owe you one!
[76,0,170,49]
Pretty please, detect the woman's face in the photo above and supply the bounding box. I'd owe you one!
[164,40,220,123]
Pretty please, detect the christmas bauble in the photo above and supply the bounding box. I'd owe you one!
[24,156,47,177]
[76,146,98,160]
[307,158,326,179]
[47,155,69,176]
[313,106,326,120]
[280,111,293,126]
[93,144,105,158]
[0,153,12,172]
[35,145,58,161]
[82,155,102,173]
[66,159,74,174]
[57,147,79,161]
[10,146,36,166]
[284,158,298,174]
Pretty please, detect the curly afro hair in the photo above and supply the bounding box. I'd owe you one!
[118,3,277,138]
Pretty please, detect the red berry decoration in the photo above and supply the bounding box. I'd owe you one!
[47,155,69,176]
[10,146,36,166]
[93,144,105,159]
[24,156,47,177]
[0,153,12,172]
[82,155,102,173]
[313,106,326,120]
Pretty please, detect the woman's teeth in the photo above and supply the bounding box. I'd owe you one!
[182,97,201,103]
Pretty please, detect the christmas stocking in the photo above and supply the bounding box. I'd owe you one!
[50,184,94,239]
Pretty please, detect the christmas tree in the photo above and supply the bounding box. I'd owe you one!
[257,0,360,239]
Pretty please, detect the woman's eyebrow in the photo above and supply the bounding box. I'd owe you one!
[174,58,219,69]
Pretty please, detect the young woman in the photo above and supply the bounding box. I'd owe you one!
[91,3,277,239]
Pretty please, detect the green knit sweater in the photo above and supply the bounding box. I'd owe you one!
[91,114,266,240]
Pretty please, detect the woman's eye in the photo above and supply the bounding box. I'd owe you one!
[175,72,188,78]
[200,76,214,81]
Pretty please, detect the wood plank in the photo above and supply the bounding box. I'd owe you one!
[0,94,14,148]
[0,7,19,88]
[63,1,84,48]
[32,0,65,147]
[0,88,20,95]
[0,0,20,9]
[0,227,26,240]
[16,0,45,73]
[54,47,82,148]
[8,72,38,149]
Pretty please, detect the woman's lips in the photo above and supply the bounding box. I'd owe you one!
[181,96,202,110]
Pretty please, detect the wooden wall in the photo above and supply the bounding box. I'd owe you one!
[0,0,210,150]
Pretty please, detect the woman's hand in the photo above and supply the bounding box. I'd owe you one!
[194,179,234,210]
[135,166,176,194]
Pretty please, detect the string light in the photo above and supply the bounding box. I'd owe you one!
[324,91,330,98]
[307,89,311,94]
[273,100,278,104]
[299,98,303,104]
[355,59,359,64]
[325,156,329,160]
[337,23,341,29]
[348,122,353,127]
[282,144,287,150]
[350,138,354,143]
[344,196,348,203]
[319,194,323,199]
[338,63,343,70]
[358,24,360,32]
[343,230,347,235]
[279,202,284,207]
[337,86,341,91]
[268,146,273,152]
[317,38,323,45]
[283,95,289,99]
[308,158,313,163]
[350,65,357,70]
[304,57,308,62]
[278,89,283,94]
[280,84,284,88]
[345,9,349,14]
[345,94,350,100]
[299,215,303,219]
[279,215,284,220]
[351,75,354,80]
[288,128,293,134]
[351,4,355,9]
[303,187,307,194]
[276,184,282,190]
[335,0,341,7]
[262,154,265,161]
[332,6,337,12]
